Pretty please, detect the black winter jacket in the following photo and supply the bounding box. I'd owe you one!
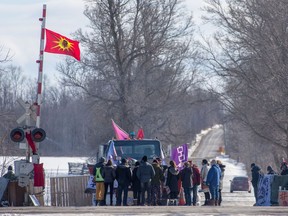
[116,163,132,186]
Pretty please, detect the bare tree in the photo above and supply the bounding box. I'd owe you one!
[57,0,204,146]
[202,0,288,165]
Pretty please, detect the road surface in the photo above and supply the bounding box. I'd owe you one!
[191,126,255,207]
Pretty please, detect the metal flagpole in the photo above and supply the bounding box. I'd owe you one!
[36,4,46,130]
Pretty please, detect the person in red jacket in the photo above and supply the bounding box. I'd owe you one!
[191,162,201,206]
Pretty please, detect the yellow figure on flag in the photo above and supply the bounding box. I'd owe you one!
[44,28,80,61]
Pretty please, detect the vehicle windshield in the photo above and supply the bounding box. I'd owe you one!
[108,139,161,160]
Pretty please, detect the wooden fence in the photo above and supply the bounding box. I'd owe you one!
[50,175,92,206]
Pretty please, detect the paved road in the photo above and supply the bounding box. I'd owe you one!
[1,206,287,215]
[191,126,224,161]
[191,127,255,207]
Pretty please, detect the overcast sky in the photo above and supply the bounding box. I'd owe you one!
[0,0,208,84]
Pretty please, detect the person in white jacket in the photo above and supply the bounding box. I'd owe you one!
[200,159,210,206]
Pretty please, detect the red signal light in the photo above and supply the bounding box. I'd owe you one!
[31,128,46,142]
[10,128,25,142]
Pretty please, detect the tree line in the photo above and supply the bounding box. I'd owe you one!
[0,0,222,158]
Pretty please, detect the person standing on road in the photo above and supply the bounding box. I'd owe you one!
[266,165,277,175]
[102,159,116,206]
[217,160,226,206]
[206,159,221,206]
[251,163,261,205]
[93,157,106,206]
[200,159,210,206]
[151,159,165,206]
[280,162,288,175]
[191,162,201,206]
[180,161,193,206]
[166,160,180,205]
[137,155,155,206]
[132,161,141,205]
[115,158,132,206]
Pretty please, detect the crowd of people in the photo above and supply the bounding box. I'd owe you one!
[250,161,288,205]
[92,156,226,206]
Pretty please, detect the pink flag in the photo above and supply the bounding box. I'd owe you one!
[112,119,129,140]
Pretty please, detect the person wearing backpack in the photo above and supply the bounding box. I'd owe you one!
[93,157,106,206]
[191,162,201,206]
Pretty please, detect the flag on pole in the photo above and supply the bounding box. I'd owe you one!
[44,28,80,61]
[171,143,188,169]
[136,128,144,139]
[106,140,118,165]
[111,119,129,140]
[160,147,166,165]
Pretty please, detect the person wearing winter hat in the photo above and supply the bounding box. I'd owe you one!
[93,157,106,206]
[3,165,16,180]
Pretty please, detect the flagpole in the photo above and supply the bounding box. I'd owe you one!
[35,4,46,130]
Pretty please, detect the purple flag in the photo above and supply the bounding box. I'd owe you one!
[171,143,188,169]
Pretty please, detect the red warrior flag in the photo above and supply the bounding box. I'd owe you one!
[136,128,144,139]
[44,29,80,61]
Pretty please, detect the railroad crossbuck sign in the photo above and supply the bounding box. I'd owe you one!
[16,99,37,124]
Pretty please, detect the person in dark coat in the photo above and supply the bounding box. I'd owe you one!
[206,159,221,206]
[217,160,225,206]
[267,165,277,175]
[166,160,180,204]
[251,163,261,204]
[3,166,16,180]
[115,158,132,206]
[191,162,201,206]
[137,155,155,206]
[132,161,141,205]
[102,159,116,206]
[280,162,288,175]
[93,157,106,206]
[180,161,193,206]
[151,159,165,206]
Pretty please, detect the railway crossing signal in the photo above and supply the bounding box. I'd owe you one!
[10,127,46,143]
[31,128,46,142]
[10,128,25,143]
